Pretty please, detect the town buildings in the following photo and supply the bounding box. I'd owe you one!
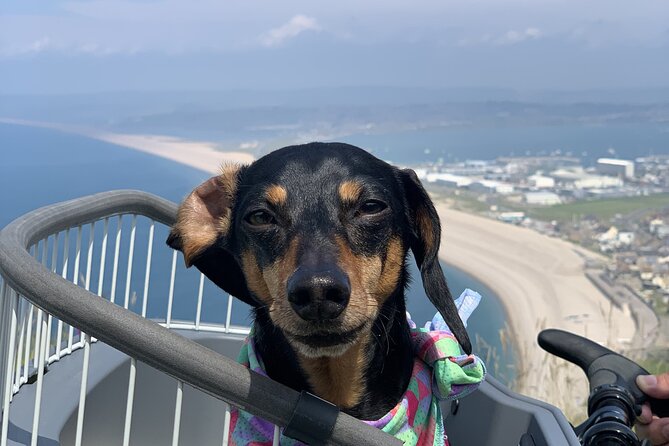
[415,154,669,310]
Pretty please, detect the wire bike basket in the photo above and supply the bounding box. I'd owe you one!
[0,190,578,445]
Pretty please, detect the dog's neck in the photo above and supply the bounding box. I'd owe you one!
[253,288,414,420]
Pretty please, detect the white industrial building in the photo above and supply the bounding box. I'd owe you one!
[425,173,473,188]
[524,192,562,205]
[596,158,635,179]
[469,180,514,195]
[528,174,555,189]
[549,168,624,189]
[574,176,623,189]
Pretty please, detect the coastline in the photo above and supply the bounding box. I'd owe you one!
[2,118,638,419]
[0,118,255,169]
[435,202,635,418]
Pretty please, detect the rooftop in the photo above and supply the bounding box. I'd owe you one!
[597,158,635,167]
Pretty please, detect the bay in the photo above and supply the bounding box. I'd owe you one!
[343,123,669,165]
[0,122,515,385]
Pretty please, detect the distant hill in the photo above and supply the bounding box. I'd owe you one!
[3,86,669,132]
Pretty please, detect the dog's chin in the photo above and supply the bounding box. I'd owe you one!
[288,340,355,358]
[283,322,369,358]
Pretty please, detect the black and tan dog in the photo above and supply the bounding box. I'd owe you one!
[167,142,471,420]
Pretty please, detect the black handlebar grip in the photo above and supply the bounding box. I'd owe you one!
[538,329,669,418]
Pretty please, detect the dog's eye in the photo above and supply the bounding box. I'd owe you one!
[358,200,387,215]
[245,210,277,226]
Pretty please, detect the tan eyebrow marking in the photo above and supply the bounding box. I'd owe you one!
[265,184,288,206]
[338,180,363,204]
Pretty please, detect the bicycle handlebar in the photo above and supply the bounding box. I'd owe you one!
[538,329,669,418]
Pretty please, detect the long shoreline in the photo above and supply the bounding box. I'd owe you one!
[4,119,638,419]
[0,118,255,169]
[435,203,635,418]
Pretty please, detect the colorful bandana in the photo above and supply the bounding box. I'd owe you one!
[229,289,486,446]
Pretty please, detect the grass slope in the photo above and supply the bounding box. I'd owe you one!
[528,194,669,222]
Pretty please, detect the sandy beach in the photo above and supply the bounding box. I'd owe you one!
[2,117,638,418]
[0,118,255,169]
[436,203,636,418]
[91,132,255,171]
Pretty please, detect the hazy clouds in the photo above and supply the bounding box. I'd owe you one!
[2,0,668,93]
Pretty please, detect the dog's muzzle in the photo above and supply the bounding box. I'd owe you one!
[286,265,350,322]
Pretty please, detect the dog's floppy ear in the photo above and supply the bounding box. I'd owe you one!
[400,168,472,355]
[167,165,257,307]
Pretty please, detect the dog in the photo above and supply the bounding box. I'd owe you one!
[166,142,473,424]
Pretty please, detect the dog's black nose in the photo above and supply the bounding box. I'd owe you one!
[287,267,351,321]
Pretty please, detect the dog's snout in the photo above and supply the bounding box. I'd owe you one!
[287,267,351,321]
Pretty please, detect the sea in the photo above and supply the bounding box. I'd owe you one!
[0,122,516,386]
[343,123,669,166]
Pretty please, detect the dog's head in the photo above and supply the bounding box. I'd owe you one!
[167,142,472,356]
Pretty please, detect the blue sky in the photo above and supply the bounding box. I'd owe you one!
[2,0,669,94]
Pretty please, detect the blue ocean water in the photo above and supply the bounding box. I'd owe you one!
[342,123,669,165]
[0,122,515,384]
[0,124,211,221]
